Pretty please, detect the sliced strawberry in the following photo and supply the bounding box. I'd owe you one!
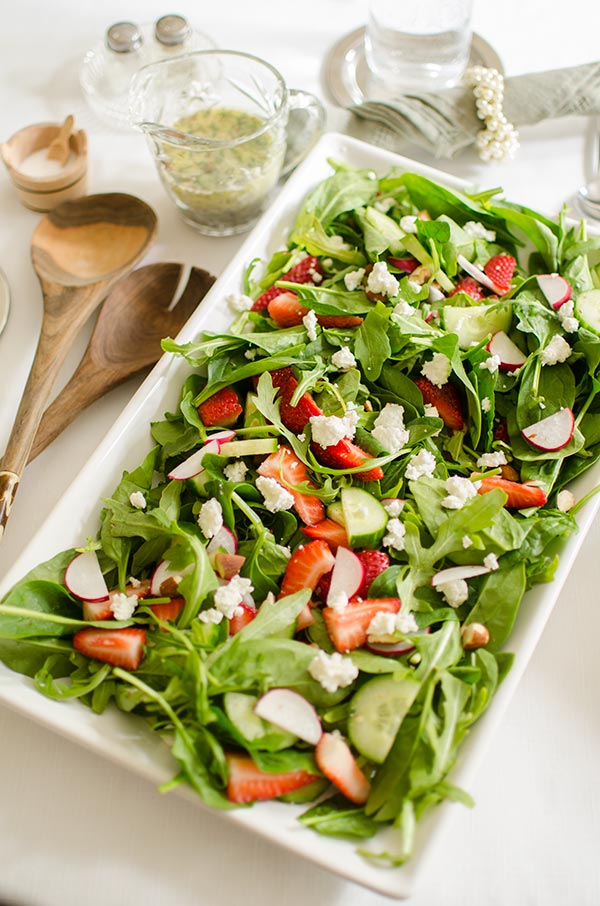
[323,597,401,653]
[315,732,370,805]
[301,518,349,551]
[257,445,325,525]
[148,596,185,623]
[228,602,257,636]
[198,387,243,428]
[225,752,319,803]
[275,371,322,434]
[477,475,547,508]
[317,314,363,328]
[414,375,464,431]
[268,291,309,328]
[214,552,246,579]
[311,438,384,483]
[493,418,509,442]
[449,276,486,301]
[279,539,336,598]
[388,256,419,274]
[356,550,390,597]
[82,598,113,621]
[484,254,516,294]
[72,627,146,670]
[251,256,323,312]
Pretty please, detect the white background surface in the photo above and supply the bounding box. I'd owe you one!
[0,1,599,904]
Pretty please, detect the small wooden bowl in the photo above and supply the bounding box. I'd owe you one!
[1,121,88,212]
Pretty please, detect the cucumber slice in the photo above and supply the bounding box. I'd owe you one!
[244,393,267,430]
[574,289,600,334]
[442,302,512,348]
[219,438,278,457]
[348,674,420,763]
[341,488,388,548]
[223,692,296,747]
[327,500,346,526]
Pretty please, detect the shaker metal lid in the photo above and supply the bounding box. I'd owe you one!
[154,14,191,46]
[106,21,143,54]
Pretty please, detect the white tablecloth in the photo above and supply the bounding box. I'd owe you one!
[1,2,599,904]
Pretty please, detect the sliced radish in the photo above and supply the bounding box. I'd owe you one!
[536,274,571,310]
[326,547,365,608]
[214,552,246,579]
[168,439,221,480]
[315,732,370,804]
[521,407,574,451]
[65,551,110,602]
[206,525,238,557]
[431,563,493,587]
[428,285,445,303]
[486,330,527,370]
[456,253,499,293]
[150,559,194,596]
[207,429,237,447]
[254,688,322,745]
[366,626,430,657]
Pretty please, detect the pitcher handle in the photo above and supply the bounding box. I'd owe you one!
[282,89,326,177]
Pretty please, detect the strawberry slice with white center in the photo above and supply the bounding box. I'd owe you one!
[323,597,401,653]
[257,445,325,526]
[279,540,336,598]
[315,732,370,805]
[72,627,147,670]
[225,752,319,803]
[477,475,547,508]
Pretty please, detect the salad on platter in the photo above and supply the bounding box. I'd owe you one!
[2,159,600,867]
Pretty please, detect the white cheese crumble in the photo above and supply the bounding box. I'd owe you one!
[223,460,248,483]
[327,590,349,613]
[197,498,223,539]
[481,397,491,413]
[244,348,257,360]
[372,403,409,453]
[540,334,572,365]
[214,575,254,619]
[479,354,501,374]
[129,491,147,510]
[382,517,406,551]
[308,650,359,693]
[344,267,365,291]
[328,235,351,251]
[374,195,395,213]
[441,476,481,509]
[227,291,254,312]
[405,449,437,481]
[556,489,576,512]
[437,578,469,608]
[400,215,418,234]
[382,498,405,517]
[556,299,579,333]
[367,609,418,642]
[407,279,422,294]
[423,403,440,418]
[463,221,496,242]
[110,592,138,620]
[255,475,295,512]
[392,299,415,317]
[421,352,452,387]
[198,608,224,624]
[366,261,400,298]
[462,535,473,549]
[309,406,359,447]
[331,346,357,371]
[483,553,499,571]
[476,451,507,468]
[128,576,141,588]
[302,309,319,341]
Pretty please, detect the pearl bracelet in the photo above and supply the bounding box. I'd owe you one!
[464,65,519,163]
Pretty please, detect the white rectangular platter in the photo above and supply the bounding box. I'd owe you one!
[0,132,598,899]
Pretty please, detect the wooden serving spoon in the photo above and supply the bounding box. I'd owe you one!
[28,262,215,461]
[46,114,74,166]
[0,192,157,539]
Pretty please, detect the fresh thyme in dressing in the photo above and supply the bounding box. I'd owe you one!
[159,107,285,232]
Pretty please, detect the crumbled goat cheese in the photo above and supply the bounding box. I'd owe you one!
[479,354,501,373]
[462,535,473,549]
[400,215,418,233]
[128,576,141,588]
[540,334,571,365]
[481,397,491,413]
[310,406,359,447]
[556,489,576,512]
[441,476,481,509]
[407,279,422,294]
[405,449,437,481]
[327,590,349,613]
[214,575,254,619]
[555,299,578,333]
[328,235,350,251]
[331,346,357,371]
[197,498,223,539]
[374,195,395,213]
[484,553,499,571]
[372,403,409,453]
[382,517,406,551]
[382,498,405,517]
[227,292,254,312]
[310,270,323,284]
[367,609,418,642]
[344,268,366,291]
[255,476,295,512]
[463,221,496,241]
[110,592,138,621]
[322,258,333,268]
[392,299,414,317]
[308,650,359,693]
[198,608,224,624]
[302,309,319,341]
[423,403,440,418]
[366,261,400,298]
[437,578,469,608]
[223,460,248,483]
[129,491,147,510]
[476,451,507,468]
[244,348,257,360]
[421,352,452,387]
[298,433,306,442]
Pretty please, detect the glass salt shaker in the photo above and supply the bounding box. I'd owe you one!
[149,14,216,61]
[80,21,146,128]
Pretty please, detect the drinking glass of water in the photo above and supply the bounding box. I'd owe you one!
[364,0,474,94]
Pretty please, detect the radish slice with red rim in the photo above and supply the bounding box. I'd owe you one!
[326,547,365,607]
[254,688,322,745]
[65,550,109,602]
[431,563,492,587]
[150,559,194,596]
[167,439,221,480]
[521,407,574,451]
[536,274,571,310]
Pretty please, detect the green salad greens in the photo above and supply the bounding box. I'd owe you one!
[2,160,600,867]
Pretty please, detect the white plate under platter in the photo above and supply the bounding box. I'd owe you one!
[0,132,598,899]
